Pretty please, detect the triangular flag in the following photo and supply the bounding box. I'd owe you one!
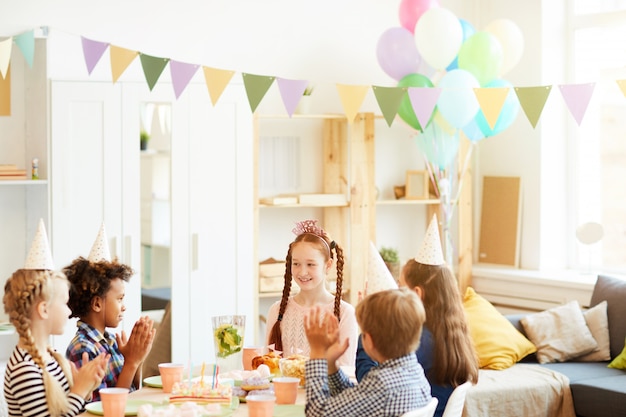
[0,37,12,79]
[335,84,369,124]
[202,67,235,106]
[14,30,34,68]
[558,82,595,126]
[110,45,139,83]
[81,36,109,75]
[473,87,510,129]
[514,86,552,128]
[372,85,406,127]
[366,242,398,294]
[276,78,309,117]
[415,214,444,266]
[616,79,626,97]
[139,53,170,91]
[242,73,275,113]
[407,87,441,132]
[0,65,10,116]
[24,219,54,270]
[88,223,111,262]
[170,60,199,99]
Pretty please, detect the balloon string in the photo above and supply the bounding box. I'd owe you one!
[452,142,475,205]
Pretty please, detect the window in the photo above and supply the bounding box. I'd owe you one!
[570,7,626,271]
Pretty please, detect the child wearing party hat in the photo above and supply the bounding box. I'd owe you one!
[3,219,109,417]
[64,223,155,402]
[355,214,478,417]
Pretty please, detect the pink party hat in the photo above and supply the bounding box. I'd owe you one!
[88,223,111,262]
[24,219,55,270]
[415,214,445,266]
[366,242,398,294]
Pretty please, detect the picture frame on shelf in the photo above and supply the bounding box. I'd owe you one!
[405,170,429,200]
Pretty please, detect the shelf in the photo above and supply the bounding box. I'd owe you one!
[0,180,48,186]
[376,199,440,206]
[255,113,348,120]
[259,202,350,208]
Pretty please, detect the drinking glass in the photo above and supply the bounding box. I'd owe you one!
[212,315,246,373]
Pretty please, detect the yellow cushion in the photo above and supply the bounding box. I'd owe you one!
[463,287,536,370]
[608,337,626,369]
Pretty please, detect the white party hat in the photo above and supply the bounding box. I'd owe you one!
[415,214,445,266]
[366,242,398,294]
[88,223,111,262]
[24,219,55,270]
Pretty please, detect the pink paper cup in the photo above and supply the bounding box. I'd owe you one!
[246,394,276,417]
[243,346,265,371]
[99,387,129,417]
[158,362,185,393]
[272,377,299,404]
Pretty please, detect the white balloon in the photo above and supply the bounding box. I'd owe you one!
[485,18,524,76]
[415,8,463,70]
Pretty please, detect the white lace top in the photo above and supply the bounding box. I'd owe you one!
[265,297,359,366]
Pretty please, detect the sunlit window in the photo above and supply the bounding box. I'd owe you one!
[575,0,626,14]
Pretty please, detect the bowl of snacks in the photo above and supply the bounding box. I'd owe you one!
[279,355,307,387]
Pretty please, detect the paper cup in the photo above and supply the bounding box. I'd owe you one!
[246,394,275,417]
[158,363,185,393]
[272,377,299,404]
[99,387,129,417]
[243,346,265,370]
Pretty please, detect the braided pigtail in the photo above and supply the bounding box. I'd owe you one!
[332,242,344,321]
[268,242,295,352]
[3,270,71,417]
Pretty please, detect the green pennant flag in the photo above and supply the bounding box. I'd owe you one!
[514,86,552,128]
[139,53,170,91]
[372,85,407,127]
[242,73,275,113]
[14,30,35,68]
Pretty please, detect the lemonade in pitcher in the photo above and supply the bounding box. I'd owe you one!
[212,315,245,373]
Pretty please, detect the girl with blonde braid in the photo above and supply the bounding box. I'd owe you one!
[3,220,109,417]
[265,219,358,366]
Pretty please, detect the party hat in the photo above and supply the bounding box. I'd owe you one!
[415,214,445,266]
[88,223,111,262]
[24,219,55,270]
[366,242,398,294]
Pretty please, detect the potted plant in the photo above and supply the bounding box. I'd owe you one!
[379,246,400,282]
[140,130,150,151]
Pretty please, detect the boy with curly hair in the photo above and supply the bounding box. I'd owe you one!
[64,224,155,401]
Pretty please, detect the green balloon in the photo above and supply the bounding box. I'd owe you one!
[397,73,434,131]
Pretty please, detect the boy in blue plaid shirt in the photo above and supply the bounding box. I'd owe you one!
[304,288,432,416]
[63,225,155,402]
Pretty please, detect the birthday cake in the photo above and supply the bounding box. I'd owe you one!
[169,380,232,405]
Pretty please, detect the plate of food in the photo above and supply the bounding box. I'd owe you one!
[84,400,161,416]
[142,375,163,388]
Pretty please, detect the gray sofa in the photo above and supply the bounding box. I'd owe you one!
[508,274,626,417]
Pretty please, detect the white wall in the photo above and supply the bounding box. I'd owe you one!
[1,0,563,271]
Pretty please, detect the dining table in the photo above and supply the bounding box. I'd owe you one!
[78,385,306,417]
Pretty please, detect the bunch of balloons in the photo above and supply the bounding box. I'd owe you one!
[377,0,524,147]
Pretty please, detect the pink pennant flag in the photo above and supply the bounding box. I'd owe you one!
[81,37,110,75]
[276,78,309,117]
[408,87,441,131]
[170,60,199,99]
[558,83,595,126]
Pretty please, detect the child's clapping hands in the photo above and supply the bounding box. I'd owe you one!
[305,306,349,374]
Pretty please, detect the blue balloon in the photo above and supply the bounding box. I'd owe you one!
[446,19,476,72]
[461,117,486,143]
[474,79,520,137]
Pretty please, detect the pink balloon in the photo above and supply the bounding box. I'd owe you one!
[376,27,422,81]
[398,0,440,33]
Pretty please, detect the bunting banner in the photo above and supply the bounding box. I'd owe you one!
[515,86,552,128]
[0,37,12,79]
[242,73,275,113]
[81,36,109,75]
[276,78,309,117]
[408,87,441,131]
[110,45,139,83]
[170,60,199,99]
[0,65,10,116]
[14,30,34,68]
[616,79,626,97]
[558,83,595,126]
[336,84,369,124]
[474,87,510,129]
[140,53,170,91]
[203,66,235,106]
[372,85,406,127]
